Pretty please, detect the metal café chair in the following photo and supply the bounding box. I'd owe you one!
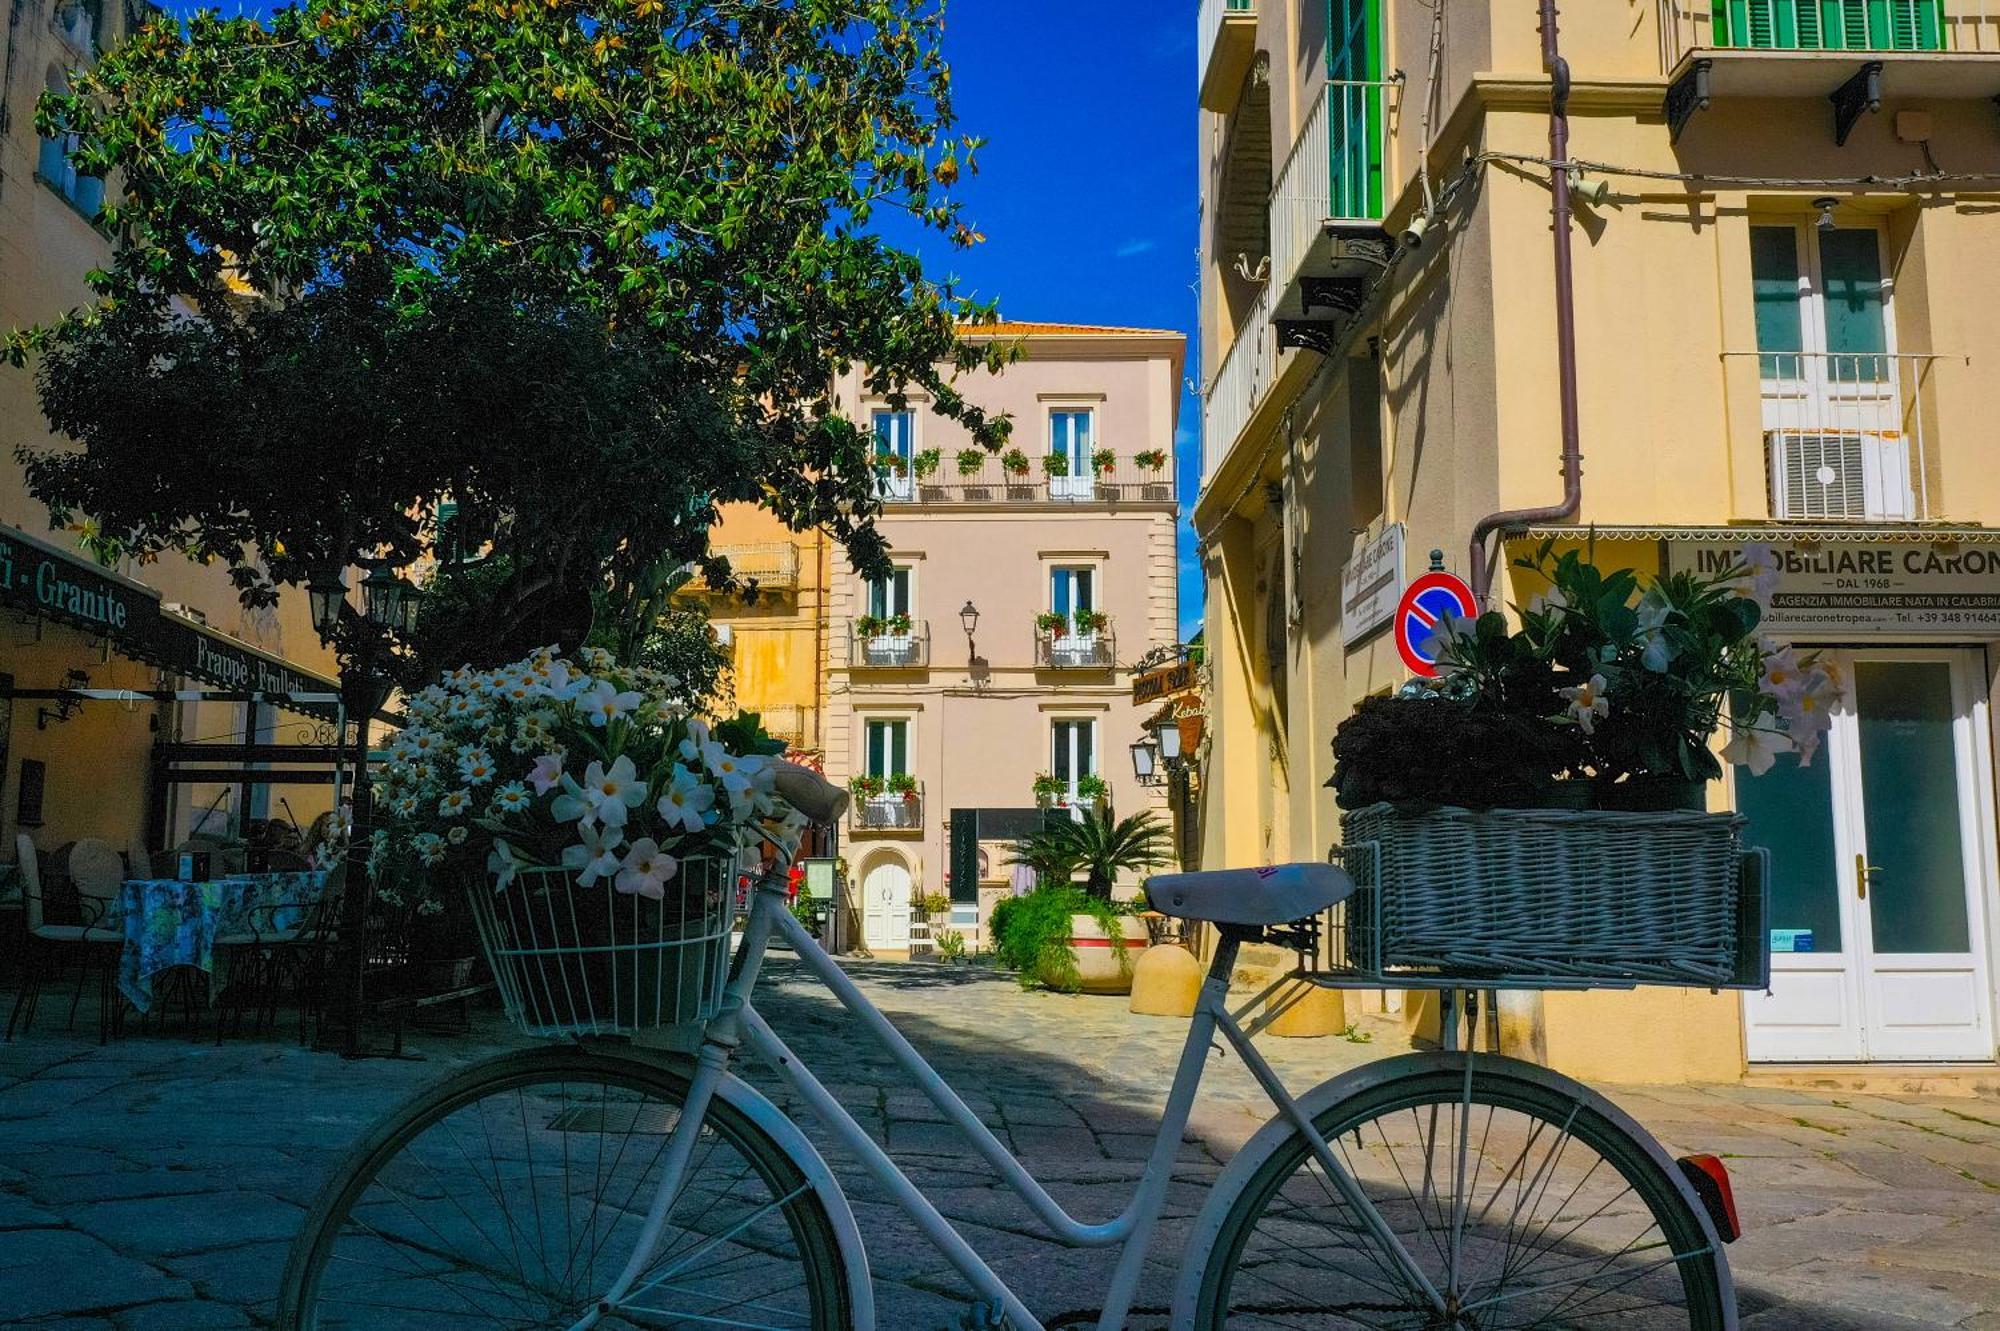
[6,834,123,1042]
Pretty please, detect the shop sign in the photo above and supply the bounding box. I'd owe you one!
[158,616,340,718]
[1132,658,1197,705]
[1341,522,1406,646]
[1664,539,2000,637]
[0,526,157,637]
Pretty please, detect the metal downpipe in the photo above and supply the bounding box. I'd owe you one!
[1467,0,1583,602]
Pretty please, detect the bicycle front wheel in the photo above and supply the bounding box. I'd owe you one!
[279,1045,851,1330]
[1192,1058,1729,1329]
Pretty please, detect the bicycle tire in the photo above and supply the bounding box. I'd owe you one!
[1190,1059,1729,1329]
[277,1044,852,1330]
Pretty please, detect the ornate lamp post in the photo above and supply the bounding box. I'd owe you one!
[310,561,423,1056]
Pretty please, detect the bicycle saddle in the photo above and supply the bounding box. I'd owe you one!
[1146,862,1354,926]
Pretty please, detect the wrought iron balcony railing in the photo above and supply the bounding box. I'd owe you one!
[852,785,923,831]
[1034,620,1117,670]
[850,619,932,668]
[878,458,1174,506]
[1720,350,1944,522]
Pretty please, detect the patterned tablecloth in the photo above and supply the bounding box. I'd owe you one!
[117,871,331,1013]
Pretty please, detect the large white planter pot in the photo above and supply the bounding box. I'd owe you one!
[1067,914,1150,995]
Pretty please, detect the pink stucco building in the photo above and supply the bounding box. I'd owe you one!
[828,323,1186,950]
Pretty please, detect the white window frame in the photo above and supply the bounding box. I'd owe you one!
[1050,717,1098,803]
[863,717,911,779]
[1046,405,1097,500]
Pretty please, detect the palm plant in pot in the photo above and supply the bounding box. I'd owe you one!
[372,646,804,1035]
[996,807,1171,993]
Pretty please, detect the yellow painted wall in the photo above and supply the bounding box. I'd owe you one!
[1196,9,2000,1081]
[0,8,340,867]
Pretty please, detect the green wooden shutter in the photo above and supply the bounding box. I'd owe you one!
[1326,0,1383,221]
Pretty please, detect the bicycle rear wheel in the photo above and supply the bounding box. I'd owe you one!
[278,1045,851,1330]
[1192,1058,1728,1329]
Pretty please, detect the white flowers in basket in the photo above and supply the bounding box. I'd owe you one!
[371,645,803,905]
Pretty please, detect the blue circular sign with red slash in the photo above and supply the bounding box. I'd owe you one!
[1394,571,1479,677]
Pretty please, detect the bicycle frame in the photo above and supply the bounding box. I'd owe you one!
[585,873,1450,1331]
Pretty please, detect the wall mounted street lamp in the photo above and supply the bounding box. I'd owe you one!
[959,600,980,656]
[1152,716,1184,767]
[1129,738,1160,785]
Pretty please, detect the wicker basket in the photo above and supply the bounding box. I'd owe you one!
[468,859,732,1038]
[1340,803,1744,987]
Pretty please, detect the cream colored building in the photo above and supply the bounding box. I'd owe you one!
[825,324,1185,951]
[1196,0,2000,1080]
[0,2,339,864]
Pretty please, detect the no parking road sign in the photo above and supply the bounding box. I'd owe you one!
[1394,571,1478,678]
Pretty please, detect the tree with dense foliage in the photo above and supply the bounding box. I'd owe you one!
[10,0,1011,677]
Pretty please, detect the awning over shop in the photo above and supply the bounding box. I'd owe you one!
[0,523,339,719]
[1519,524,2000,546]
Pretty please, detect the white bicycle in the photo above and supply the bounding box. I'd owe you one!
[279,769,1741,1329]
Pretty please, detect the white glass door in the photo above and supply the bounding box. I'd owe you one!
[1050,566,1098,666]
[1741,649,1996,1062]
[1049,409,1095,500]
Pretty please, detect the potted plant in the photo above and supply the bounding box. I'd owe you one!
[1042,452,1070,478]
[1133,448,1167,472]
[1075,773,1110,807]
[1091,447,1116,475]
[1031,772,1067,805]
[912,447,942,479]
[1072,609,1108,635]
[372,646,799,1035]
[916,890,951,920]
[854,613,886,639]
[934,928,968,963]
[1001,447,1031,476]
[1330,540,1828,986]
[1035,611,1071,639]
[847,773,886,801]
[994,808,1171,994]
[874,449,909,476]
[955,448,987,477]
[884,611,914,637]
[887,771,919,803]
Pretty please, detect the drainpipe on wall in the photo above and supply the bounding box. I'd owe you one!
[1464,0,1584,1066]
[1466,0,1583,603]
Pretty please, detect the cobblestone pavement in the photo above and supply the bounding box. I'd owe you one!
[1,958,1997,1329]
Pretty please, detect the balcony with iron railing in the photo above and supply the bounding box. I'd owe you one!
[1720,350,1946,522]
[850,618,932,669]
[683,542,801,595]
[1204,76,1394,489]
[1660,2,2000,141]
[850,779,923,832]
[1034,616,1117,670]
[878,455,1175,506]
[1198,0,1260,111]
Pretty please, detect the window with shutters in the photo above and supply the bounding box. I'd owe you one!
[1713,0,1943,51]
[1327,0,1385,221]
[864,719,910,779]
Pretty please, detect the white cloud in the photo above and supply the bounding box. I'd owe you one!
[1114,238,1157,259]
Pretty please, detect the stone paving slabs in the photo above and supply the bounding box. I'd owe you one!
[1,957,1996,1328]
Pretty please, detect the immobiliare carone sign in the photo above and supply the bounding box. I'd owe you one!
[1664,538,2000,636]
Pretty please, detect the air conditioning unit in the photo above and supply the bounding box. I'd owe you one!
[1766,430,1914,522]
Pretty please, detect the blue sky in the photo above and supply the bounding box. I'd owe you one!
[167,1,1204,639]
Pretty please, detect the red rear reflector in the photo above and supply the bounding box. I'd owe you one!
[1677,1154,1741,1244]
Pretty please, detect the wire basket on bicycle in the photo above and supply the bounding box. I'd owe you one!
[468,858,734,1037]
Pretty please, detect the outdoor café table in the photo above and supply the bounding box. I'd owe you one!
[117,869,331,1014]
